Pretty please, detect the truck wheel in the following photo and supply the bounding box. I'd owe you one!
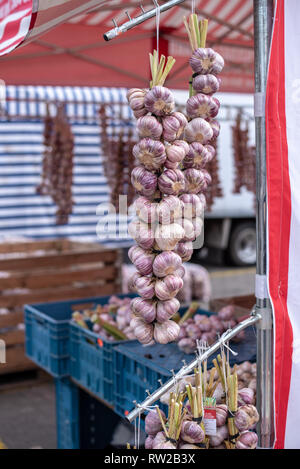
[227,222,256,266]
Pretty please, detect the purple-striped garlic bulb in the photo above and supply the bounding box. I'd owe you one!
[236,431,258,450]
[131,166,157,198]
[144,86,175,116]
[192,74,220,95]
[234,405,259,432]
[183,142,211,169]
[238,388,255,406]
[127,88,148,118]
[153,251,182,277]
[131,298,156,324]
[216,404,228,427]
[209,425,228,447]
[145,409,166,436]
[180,419,205,444]
[201,169,212,190]
[184,118,213,144]
[154,222,185,251]
[174,241,194,262]
[162,112,188,142]
[174,265,185,278]
[209,118,221,140]
[154,319,180,344]
[128,246,154,275]
[156,298,180,322]
[190,48,224,75]
[186,94,220,120]
[145,435,154,449]
[180,193,205,219]
[184,168,207,194]
[128,271,140,292]
[205,144,216,161]
[130,316,154,344]
[155,274,184,301]
[133,274,155,299]
[137,115,163,140]
[133,138,166,171]
[158,169,185,196]
[177,337,196,354]
[157,195,183,225]
[128,219,155,250]
[176,218,196,242]
[165,143,187,169]
[134,196,157,224]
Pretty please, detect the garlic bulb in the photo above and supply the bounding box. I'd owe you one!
[180,193,205,219]
[180,419,205,444]
[157,195,183,225]
[128,219,155,250]
[154,320,180,344]
[236,431,258,450]
[209,425,228,447]
[174,265,186,278]
[133,138,166,171]
[153,251,182,277]
[174,241,194,262]
[177,337,196,354]
[216,404,228,427]
[131,298,156,323]
[152,431,166,449]
[190,48,225,75]
[192,74,220,95]
[154,223,185,251]
[128,246,154,275]
[162,112,188,142]
[133,274,155,299]
[145,435,154,449]
[145,409,166,436]
[165,143,187,169]
[134,196,157,224]
[184,118,213,144]
[144,86,175,116]
[155,274,184,301]
[209,118,221,140]
[158,169,185,196]
[205,144,216,161]
[238,388,255,406]
[131,166,157,198]
[183,142,211,170]
[192,217,204,238]
[186,94,220,120]
[127,88,148,118]
[156,298,180,322]
[184,168,206,194]
[175,218,196,242]
[130,316,154,344]
[234,405,259,432]
[137,115,163,140]
[179,443,201,450]
[218,305,235,321]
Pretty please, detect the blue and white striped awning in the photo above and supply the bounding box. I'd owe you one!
[0,85,136,247]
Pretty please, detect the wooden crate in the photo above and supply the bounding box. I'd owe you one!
[0,239,122,375]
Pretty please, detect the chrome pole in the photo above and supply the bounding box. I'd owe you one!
[127,313,261,423]
[253,0,275,449]
[103,0,186,41]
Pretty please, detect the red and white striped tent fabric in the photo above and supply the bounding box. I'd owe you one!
[0,0,254,93]
[266,0,300,450]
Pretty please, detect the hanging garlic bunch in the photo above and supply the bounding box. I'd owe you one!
[127,50,189,345]
[178,14,224,261]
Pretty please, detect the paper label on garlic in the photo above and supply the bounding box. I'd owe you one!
[203,397,217,436]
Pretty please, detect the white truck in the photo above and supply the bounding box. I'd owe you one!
[174,90,256,266]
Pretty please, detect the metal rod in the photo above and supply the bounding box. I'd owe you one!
[127,313,261,422]
[253,0,275,449]
[103,0,186,41]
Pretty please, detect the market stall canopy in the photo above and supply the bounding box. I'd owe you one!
[0,0,254,92]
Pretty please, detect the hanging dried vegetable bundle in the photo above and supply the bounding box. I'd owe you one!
[232,112,256,196]
[99,104,137,213]
[37,103,74,225]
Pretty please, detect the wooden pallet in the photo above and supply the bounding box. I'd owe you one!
[0,239,122,375]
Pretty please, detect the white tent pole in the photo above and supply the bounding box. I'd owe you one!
[253,0,275,449]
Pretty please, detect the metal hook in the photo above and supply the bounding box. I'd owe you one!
[112,18,118,29]
[140,4,145,13]
[125,11,132,21]
[153,0,159,6]
[145,389,151,397]
[158,379,163,386]
[182,359,187,367]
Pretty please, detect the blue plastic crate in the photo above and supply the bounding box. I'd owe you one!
[113,317,257,422]
[55,378,80,449]
[25,293,136,378]
[69,293,137,406]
